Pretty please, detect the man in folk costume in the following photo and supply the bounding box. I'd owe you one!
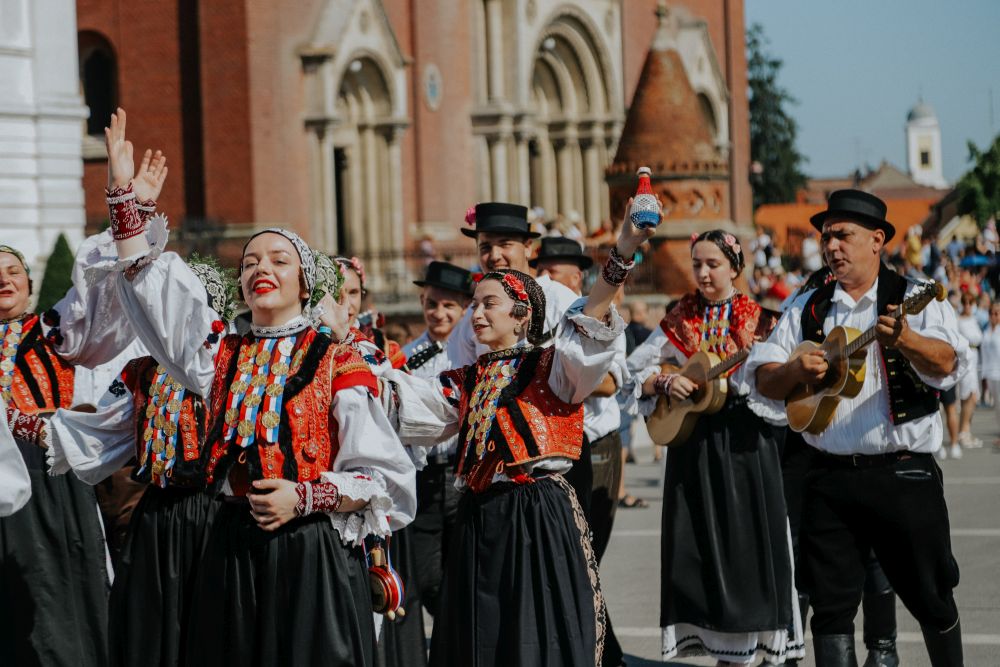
[749,190,967,666]
[401,260,474,619]
[446,202,580,369]
[531,236,628,667]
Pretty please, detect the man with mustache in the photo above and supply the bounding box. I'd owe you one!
[748,190,967,667]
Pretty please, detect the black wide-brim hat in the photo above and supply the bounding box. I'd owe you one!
[413,261,475,297]
[461,202,541,239]
[528,236,594,270]
[810,189,896,242]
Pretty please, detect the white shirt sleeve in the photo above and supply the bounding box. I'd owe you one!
[909,297,969,390]
[380,370,461,447]
[117,252,221,398]
[445,307,479,369]
[548,299,627,405]
[321,386,417,546]
[46,388,137,485]
[623,327,683,417]
[47,230,140,368]
[0,398,31,517]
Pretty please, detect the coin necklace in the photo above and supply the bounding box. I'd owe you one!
[223,336,294,449]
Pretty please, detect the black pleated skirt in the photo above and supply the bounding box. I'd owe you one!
[660,397,792,632]
[185,501,376,667]
[377,524,428,667]
[429,474,605,667]
[0,467,110,667]
[109,485,220,667]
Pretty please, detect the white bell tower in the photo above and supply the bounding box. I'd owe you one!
[906,100,947,188]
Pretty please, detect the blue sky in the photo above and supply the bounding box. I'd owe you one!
[745,0,1000,183]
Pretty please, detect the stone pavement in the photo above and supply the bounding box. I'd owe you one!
[602,406,1000,666]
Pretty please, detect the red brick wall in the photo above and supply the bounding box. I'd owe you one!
[77,0,190,228]
[198,0,254,224]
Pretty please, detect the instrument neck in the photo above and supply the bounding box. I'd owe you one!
[707,347,750,380]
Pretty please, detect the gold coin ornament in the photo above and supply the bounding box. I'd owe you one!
[165,444,176,460]
[255,350,271,366]
[0,376,12,388]
[238,361,254,374]
[260,411,281,429]
[166,399,182,414]
[250,374,268,388]
[243,394,262,409]
[265,384,283,397]
[151,460,165,476]
[1,359,14,372]
[230,380,249,394]
[152,438,165,454]
[225,408,239,425]
[4,333,18,346]
[163,421,178,437]
[278,339,294,356]
[9,321,22,334]
[271,362,290,376]
[146,404,157,418]
[154,414,166,429]
[237,420,255,438]
[143,427,154,441]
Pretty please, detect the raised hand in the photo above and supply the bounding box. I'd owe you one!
[616,196,658,257]
[133,149,168,203]
[104,108,134,190]
[319,291,352,342]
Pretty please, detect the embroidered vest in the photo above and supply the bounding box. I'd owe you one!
[121,356,206,487]
[800,265,939,425]
[203,329,378,489]
[448,347,583,493]
[1,315,74,414]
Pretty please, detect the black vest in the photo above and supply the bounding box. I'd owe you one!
[800,266,939,425]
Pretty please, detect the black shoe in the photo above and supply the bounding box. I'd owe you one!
[921,620,964,667]
[862,646,899,667]
[813,634,859,667]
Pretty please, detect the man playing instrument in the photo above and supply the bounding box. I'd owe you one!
[748,189,967,667]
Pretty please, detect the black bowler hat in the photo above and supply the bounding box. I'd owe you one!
[810,189,896,242]
[528,236,594,270]
[413,261,475,297]
[460,202,541,239]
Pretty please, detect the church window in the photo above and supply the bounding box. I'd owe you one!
[920,150,930,167]
[78,32,117,137]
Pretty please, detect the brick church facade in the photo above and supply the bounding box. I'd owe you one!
[76,0,750,295]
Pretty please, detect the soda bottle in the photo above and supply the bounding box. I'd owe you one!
[629,166,661,229]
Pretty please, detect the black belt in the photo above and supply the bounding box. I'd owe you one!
[816,450,928,469]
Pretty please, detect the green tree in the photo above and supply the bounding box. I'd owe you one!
[955,134,1000,229]
[747,23,807,209]
[35,233,74,313]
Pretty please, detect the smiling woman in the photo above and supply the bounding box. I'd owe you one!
[97,108,417,666]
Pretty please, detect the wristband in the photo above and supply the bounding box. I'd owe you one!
[136,198,157,223]
[6,405,47,448]
[602,246,636,287]
[106,184,145,240]
[294,479,342,516]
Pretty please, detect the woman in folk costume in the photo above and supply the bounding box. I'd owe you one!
[381,216,654,667]
[336,256,407,370]
[315,251,427,667]
[625,230,803,665]
[104,109,416,666]
[33,252,238,667]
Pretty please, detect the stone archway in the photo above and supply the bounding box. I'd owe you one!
[526,12,619,230]
[300,0,408,281]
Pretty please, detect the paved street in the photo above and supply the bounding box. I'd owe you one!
[602,407,1000,666]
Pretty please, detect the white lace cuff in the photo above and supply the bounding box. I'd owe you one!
[43,426,70,476]
[320,468,393,546]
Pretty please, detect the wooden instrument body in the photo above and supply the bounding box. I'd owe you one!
[785,326,867,434]
[646,350,729,447]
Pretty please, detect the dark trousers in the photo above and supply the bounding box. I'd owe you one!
[409,460,461,617]
[800,452,961,636]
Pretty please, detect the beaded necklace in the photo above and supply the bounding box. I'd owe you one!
[464,354,522,460]
[0,317,27,403]
[137,366,187,486]
[223,336,299,448]
[698,297,733,358]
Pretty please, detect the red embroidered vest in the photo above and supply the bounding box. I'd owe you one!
[3,315,75,414]
[447,347,583,493]
[203,329,378,488]
[121,356,206,487]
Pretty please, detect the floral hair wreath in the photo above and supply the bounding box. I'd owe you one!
[690,230,744,270]
[335,256,367,290]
